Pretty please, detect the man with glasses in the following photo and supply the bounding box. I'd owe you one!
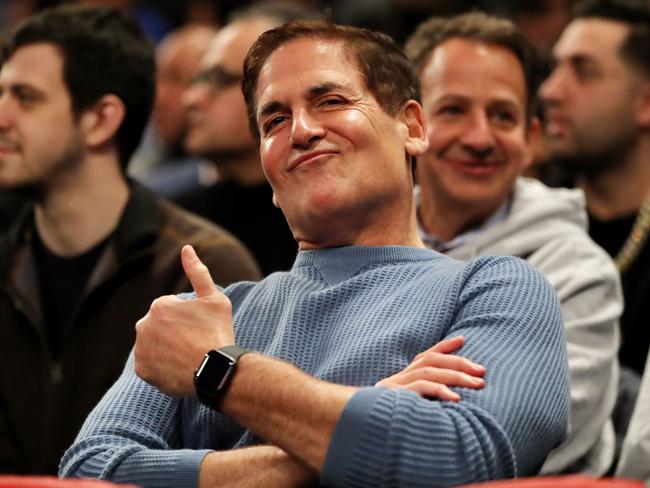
[127,24,218,200]
[175,4,319,275]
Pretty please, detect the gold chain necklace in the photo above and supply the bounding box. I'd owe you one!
[614,191,650,273]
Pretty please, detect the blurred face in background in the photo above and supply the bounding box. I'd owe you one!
[540,18,644,171]
[183,18,276,161]
[153,25,216,148]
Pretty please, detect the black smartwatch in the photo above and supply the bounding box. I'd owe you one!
[193,345,250,410]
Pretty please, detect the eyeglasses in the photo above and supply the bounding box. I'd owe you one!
[190,65,243,90]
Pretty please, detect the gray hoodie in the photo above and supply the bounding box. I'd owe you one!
[419,176,623,475]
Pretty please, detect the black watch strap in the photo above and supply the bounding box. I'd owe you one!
[194,345,250,410]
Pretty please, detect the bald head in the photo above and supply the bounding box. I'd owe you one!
[199,18,279,76]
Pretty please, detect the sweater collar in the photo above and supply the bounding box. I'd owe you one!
[292,245,439,285]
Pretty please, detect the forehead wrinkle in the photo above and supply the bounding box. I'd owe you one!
[424,69,525,109]
[255,39,369,125]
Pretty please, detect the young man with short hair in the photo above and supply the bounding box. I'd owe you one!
[0,5,259,474]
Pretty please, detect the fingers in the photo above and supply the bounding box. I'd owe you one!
[181,245,217,298]
[406,381,461,402]
[430,336,465,354]
[411,336,466,364]
[376,376,462,402]
[406,351,485,378]
[379,366,485,390]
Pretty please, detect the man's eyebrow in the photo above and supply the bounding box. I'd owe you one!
[569,53,597,65]
[553,52,598,69]
[259,81,353,119]
[307,82,348,98]
[1,81,45,98]
[259,100,284,120]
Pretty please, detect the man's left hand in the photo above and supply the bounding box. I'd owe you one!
[134,245,235,397]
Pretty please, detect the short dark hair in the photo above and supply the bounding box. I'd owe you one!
[1,4,156,170]
[404,11,542,123]
[574,0,650,77]
[242,19,420,138]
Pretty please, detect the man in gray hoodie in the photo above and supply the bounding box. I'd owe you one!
[405,11,623,475]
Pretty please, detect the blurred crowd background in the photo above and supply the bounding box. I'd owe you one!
[0,0,574,55]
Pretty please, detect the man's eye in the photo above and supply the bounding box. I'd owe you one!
[439,105,462,115]
[263,115,287,134]
[16,91,36,105]
[574,66,597,82]
[320,97,345,107]
[493,111,516,123]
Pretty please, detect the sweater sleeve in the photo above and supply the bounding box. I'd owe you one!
[59,353,211,487]
[322,256,571,487]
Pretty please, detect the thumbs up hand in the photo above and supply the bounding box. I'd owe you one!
[134,245,236,397]
[181,243,220,299]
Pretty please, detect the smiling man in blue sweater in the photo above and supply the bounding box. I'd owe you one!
[61,20,570,487]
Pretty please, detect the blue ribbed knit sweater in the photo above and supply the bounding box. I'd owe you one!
[61,246,570,487]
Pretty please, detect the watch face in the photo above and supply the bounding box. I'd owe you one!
[195,351,233,392]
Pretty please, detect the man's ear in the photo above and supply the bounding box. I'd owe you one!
[400,100,429,157]
[522,116,541,170]
[636,81,650,129]
[79,94,126,149]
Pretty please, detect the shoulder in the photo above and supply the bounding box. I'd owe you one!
[155,196,262,282]
[458,254,559,311]
[461,253,542,283]
[510,178,587,233]
[514,177,585,211]
[408,252,555,314]
[156,197,230,243]
[525,215,621,305]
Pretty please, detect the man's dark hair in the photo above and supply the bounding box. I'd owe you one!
[574,0,650,76]
[1,4,156,170]
[242,19,421,139]
[404,11,542,124]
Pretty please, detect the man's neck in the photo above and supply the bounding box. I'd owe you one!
[577,140,650,220]
[418,187,498,243]
[214,151,266,187]
[34,154,130,257]
[295,187,424,251]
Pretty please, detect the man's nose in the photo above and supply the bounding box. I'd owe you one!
[290,108,325,148]
[181,83,208,111]
[539,67,564,105]
[0,96,12,132]
[459,112,496,154]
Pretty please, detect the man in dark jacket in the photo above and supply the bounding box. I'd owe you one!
[0,5,260,474]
